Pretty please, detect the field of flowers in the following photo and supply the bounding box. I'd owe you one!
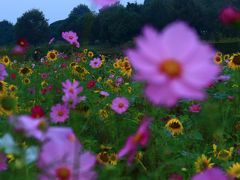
[1,7,240,180]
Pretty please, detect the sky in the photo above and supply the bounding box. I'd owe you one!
[0,0,144,24]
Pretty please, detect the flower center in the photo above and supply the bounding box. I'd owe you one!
[56,167,71,180]
[170,122,181,129]
[159,59,182,78]
[232,55,240,65]
[133,133,142,143]
[69,88,74,94]
[118,103,124,108]
[68,36,73,40]
[50,53,56,59]
[58,111,64,116]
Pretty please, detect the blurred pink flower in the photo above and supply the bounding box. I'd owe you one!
[38,127,97,180]
[0,64,7,81]
[93,0,119,8]
[192,168,229,180]
[90,58,102,68]
[0,152,7,171]
[189,104,201,113]
[100,91,109,97]
[62,31,78,45]
[62,95,86,109]
[9,115,47,141]
[50,104,69,123]
[48,37,55,45]
[219,6,240,25]
[111,97,129,114]
[127,21,219,107]
[117,117,151,164]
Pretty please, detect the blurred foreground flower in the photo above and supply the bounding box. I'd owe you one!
[117,117,151,164]
[0,64,8,81]
[220,6,240,25]
[192,168,229,180]
[93,0,119,8]
[127,21,219,107]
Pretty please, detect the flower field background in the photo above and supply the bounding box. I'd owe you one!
[1,1,240,180]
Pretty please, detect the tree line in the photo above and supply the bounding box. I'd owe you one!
[1,0,240,46]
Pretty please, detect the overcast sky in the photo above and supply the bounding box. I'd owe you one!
[0,0,144,24]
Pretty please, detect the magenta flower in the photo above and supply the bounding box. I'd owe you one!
[111,97,129,114]
[0,64,7,81]
[50,104,69,123]
[48,37,55,45]
[100,91,109,97]
[41,73,48,79]
[219,7,240,25]
[62,31,79,45]
[9,115,47,141]
[117,117,151,164]
[93,0,118,8]
[0,152,7,171]
[192,168,229,180]
[62,94,86,109]
[189,104,201,113]
[62,79,83,97]
[127,22,220,107]
[90,58,102,68]
[38,127,97,180]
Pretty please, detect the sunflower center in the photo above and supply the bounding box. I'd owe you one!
[169,122,181,129]
[56,167,71,180]
[50,53,56,59]
[232,55,240,65]
[159,59,182,78]
[215,56,221,62]
[99,152,109,163]
[21,68,30,74]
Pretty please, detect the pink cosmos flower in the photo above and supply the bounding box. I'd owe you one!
[0,152,7,171]
[62,31,79,45]
[9,115,47,141]
[48,37,55,45]
[38,127,97,180]
[117,117,151,164]
[192,168,229,180]
[12,45,26,55]
[189,104,201,113]
[100,91,109,97]
[62,95,86,109]
[50,104,69,123]
[111,97,129,114]
[0,64,7,81]
[93,0,118,8]
[90,58,102,68]
[41,73,48,79]
[62,79,83,97]
[127,21,220,107]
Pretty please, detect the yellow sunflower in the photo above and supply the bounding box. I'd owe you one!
[1,56,11,66]
[165,118,183,136]
[41,80,48,88]
[194,154,214,172]
[97,152,117,166]
[228,54,240,69]
[88,51,94,58]
[213,54,222,64]
[83,48,88,54]
[0,81,8,94]
[19,67,33,76]
[227,162,240,178]
[8,85,17,94]
[99,109,109,119]
[121,60,132,77]
[0,94,18,116]
[22,78,31,85]
[213,144,234,161]
[46,50,58,61]
[224,54,230,61]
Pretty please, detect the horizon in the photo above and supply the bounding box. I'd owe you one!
[0,0,144,24]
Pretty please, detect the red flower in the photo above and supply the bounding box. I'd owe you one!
[41,88,48,95]
[31,105,44,118]
[220,7,240,25]
[87,80,96,89]
[10,73,16,79]
[17,38,29,48]
[61,63,67,69]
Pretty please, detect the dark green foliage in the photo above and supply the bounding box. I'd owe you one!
[15,9,50,45]
[0,21,15,46]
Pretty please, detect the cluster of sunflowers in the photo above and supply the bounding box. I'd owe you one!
[213,51,240,69]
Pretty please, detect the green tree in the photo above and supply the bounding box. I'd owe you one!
[15,9,50,45]
[0,20,15,46]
